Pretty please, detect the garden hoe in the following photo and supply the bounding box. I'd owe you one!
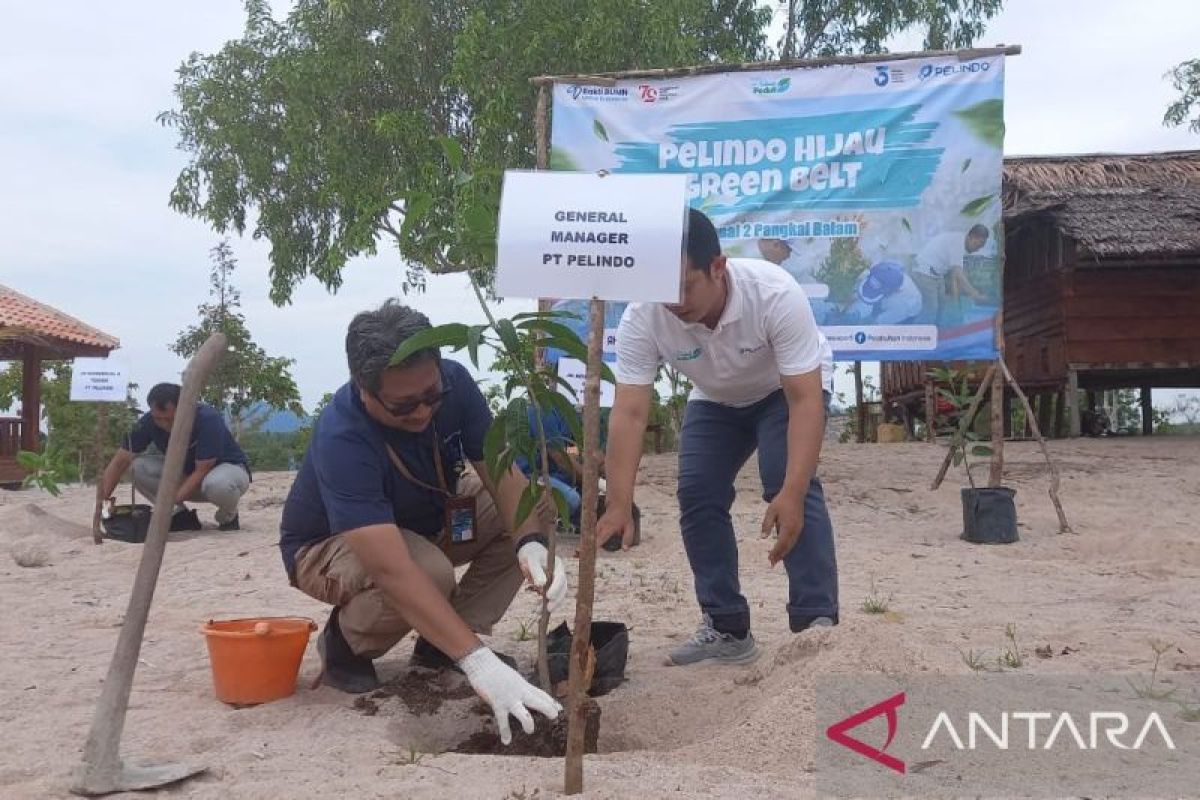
[72,333,227,795]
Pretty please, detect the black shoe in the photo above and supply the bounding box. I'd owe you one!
[169,507,202,532]
[318,608,379,694]
[410,637,518,672]
[217,514,240,532]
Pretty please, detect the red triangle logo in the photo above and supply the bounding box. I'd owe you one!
[826,691,907,774]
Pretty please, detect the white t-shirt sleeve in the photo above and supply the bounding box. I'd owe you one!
[614,305,661,385]
[765,281,823,377]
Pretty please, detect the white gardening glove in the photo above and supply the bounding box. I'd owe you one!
[517,539,568,613]
[459,647,563,745]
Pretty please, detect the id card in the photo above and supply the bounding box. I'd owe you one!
[444,494,476,543]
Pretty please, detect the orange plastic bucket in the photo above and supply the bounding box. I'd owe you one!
[201,617,316,705]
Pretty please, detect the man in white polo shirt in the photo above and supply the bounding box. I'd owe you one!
[911,226,990,324]
[597,208,838,666]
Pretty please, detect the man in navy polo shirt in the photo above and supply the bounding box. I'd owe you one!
[96,382,250,531]
[280,300,565,746]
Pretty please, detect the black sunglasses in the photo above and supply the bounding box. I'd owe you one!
[370,386,449,417]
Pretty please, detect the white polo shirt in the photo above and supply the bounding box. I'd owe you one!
[913,232,965,278]
[615,258,823,407]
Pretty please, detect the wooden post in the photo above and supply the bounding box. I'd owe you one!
[564,298,604,795]
[853,361,865,443]
[1140,385,1154,436]
[1036,392,1053,440]
[923,369,936,443]
[989,361,1004,486]
[20,347,40,452]
[534,84,552,317]
[1053,389,1066,439]
[1000,359,1072,534]
[1066,369,1081,438]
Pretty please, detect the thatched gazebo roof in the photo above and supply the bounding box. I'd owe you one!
[1002,151,1200,263]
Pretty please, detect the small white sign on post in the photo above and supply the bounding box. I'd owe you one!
[557,358,615,408]
[496,170,690,303]
[70,358,128,402]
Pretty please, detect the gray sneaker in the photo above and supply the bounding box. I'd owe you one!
[666,616,760,666]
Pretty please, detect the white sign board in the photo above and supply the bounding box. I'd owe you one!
[70,358,128,402]
[496,170,690,303]
[557,357,615,408]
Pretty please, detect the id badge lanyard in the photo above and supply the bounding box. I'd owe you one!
[385,429,475,545]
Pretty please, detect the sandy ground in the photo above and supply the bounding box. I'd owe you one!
[1,436,1198,799]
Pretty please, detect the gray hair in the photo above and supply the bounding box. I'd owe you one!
[345,300,439,392]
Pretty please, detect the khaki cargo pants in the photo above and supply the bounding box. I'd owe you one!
[292,473,524,658]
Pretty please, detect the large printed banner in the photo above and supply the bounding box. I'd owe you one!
[549,54,1006,361]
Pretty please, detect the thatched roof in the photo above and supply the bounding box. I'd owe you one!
[1002,151,1200,262]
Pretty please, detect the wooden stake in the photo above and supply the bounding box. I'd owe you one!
[75,333,226,795]
[999,359,1072,534]
[1066,368,1081,438]
[931,364,997,491]
[989,361,1004,487]
[564,298,604,795]
[853,361,865,443]
[924,369,936,443]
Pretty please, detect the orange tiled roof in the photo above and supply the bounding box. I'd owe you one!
[0,283,119,352]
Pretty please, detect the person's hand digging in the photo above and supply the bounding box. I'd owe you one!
[459,647,562,745]
[596,506,637,552]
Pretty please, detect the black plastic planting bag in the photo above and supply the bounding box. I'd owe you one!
[547,621,629,697]
[102,504,152,543]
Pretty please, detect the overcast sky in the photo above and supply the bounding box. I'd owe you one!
[1,0,1197,412]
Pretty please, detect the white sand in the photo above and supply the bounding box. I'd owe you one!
[1,437,1197,798]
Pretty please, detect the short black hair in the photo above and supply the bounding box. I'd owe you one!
[967,224,990,242]
[345,300,439,393]
[684,207,722,274]
[147,383,181,411]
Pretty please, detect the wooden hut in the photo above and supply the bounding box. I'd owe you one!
[883,150,1200,437]
[1,284,119,485]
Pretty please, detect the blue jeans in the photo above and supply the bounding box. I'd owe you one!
[677,389,838,634]
[546,475,582,529]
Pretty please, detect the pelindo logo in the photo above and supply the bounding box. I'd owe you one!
[919,61,991,81]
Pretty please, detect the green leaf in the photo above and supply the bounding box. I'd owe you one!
[439,136,464,172]
[514,481,539,529]
[960,194,995,217]
[953,99,1005,149]
[515,318,585,344]
[483,417,506,480]
[510,309,581,323]
[592,118,609,142]
[542,390,584,445]
[550,485,574,534]
[901,218,912,233]
[600,362,617,385]
[466,324,488,369]
[540,335,588,363]
[961,158,972,173]
[970,444,994,457]
[16,450,40,469]
[400,191,433,241]
[952,451,965,466]
[389,323,469,366]
[495,318,521,358]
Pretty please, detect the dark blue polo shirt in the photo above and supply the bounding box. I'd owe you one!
[278,360,491,580]
[124,402,248,475]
